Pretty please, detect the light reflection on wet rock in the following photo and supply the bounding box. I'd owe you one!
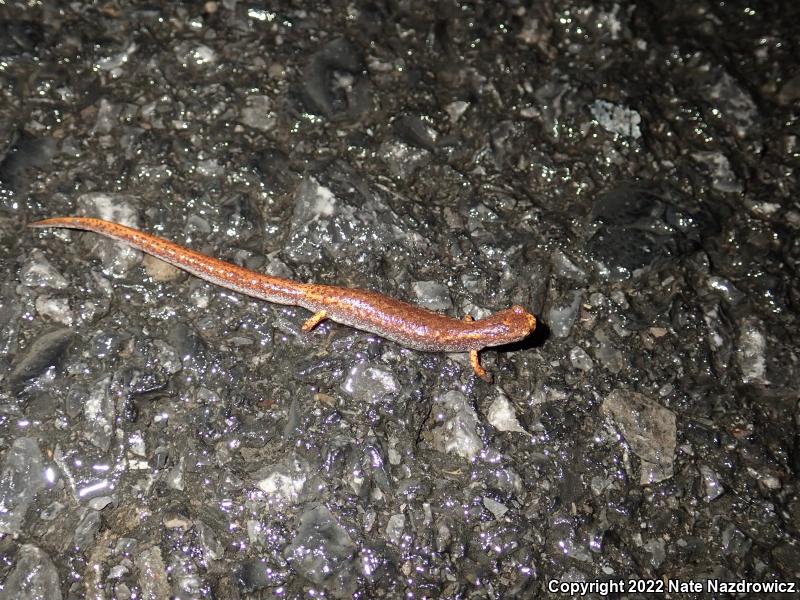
[134,545,171,600]
[285,168,406,270]
[601,390,677,485]
[485,393,526,434]
[431,390,483,460]
[253,456,312,505]
[341,362,399,404]
[0,544,62,600]
[736,317,768,384]
[80,376,116,451]
[546,290,582,338]
[283,504,357,598]
[19,249,70,289]
[0,438,47,534]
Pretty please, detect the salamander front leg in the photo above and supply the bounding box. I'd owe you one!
[302,310,327,332]
[463,314,491,381]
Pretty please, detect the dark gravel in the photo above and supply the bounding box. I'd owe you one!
[1,1,798,598]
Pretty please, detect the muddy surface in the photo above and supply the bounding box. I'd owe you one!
[1,1,798,598]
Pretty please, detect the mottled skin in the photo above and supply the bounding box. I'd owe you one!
[29,217,537,379]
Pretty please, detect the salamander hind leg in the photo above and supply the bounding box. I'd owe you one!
[302,310,327,332]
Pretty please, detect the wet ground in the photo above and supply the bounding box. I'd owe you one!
[1,0,798,598]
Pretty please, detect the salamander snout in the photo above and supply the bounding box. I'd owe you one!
[476,304,537,347]
[507,304,537,337]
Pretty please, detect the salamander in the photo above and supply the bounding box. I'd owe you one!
[29,217,537,380]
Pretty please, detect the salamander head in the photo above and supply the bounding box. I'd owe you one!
[475,305,537,348]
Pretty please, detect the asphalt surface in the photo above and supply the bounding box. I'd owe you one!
[1,1,798,598]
